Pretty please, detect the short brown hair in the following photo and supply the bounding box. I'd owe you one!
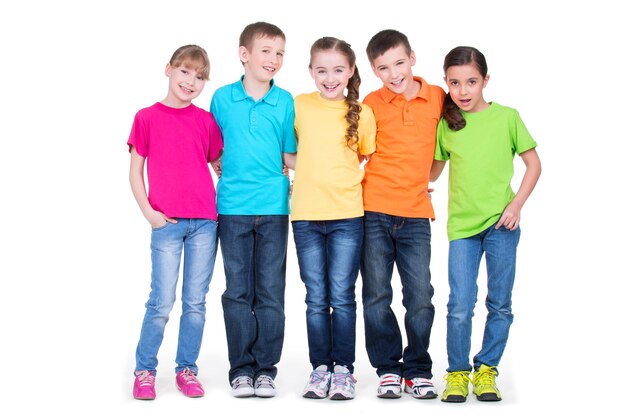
[239,21,285,50]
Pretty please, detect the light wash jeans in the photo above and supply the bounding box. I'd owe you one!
[446,223,521,372]
[135,219,218,375]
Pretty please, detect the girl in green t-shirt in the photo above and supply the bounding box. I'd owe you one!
[430,46,542,403]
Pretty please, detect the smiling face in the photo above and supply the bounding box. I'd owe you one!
[239,35,285,83]
[371,44,418,98]
[309,49,354,101]
[445,63,490,113]
[163,62,207,108]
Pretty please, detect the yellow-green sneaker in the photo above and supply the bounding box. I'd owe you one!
[472,364,502,401]
[441,371,470,403]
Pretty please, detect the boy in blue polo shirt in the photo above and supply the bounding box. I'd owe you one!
[210,21,297,399]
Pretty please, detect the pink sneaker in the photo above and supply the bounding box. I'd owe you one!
[133,370,156,400]
[176,368,205,398]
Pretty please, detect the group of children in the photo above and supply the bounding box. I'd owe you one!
[127,22,541,404]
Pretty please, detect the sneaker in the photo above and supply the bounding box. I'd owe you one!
[133,370,156,400]
[404,377,438,399]
[302,365,331,399]
[231,375,255,398]
[377,373,402,398]
[175,368,204,398]
[329,365,356,400]
[254,375,277,398]
[441,371,470,403]
[472,365,502,401]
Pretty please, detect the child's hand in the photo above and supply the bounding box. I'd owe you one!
[495,202,521,230]
[425,188,434,200]
[211,158,222,177]
[146,209,177,228]
[282,164,290,176]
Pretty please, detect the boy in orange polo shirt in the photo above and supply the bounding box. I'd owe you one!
[361,29,444,400]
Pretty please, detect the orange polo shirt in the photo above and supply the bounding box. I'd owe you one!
[362,76,444,218]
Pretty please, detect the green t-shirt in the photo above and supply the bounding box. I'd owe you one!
[435,102,537,241]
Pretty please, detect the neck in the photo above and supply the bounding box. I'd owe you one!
[403,77,421,100]
[243,75,271,101]
[161,95,192,109]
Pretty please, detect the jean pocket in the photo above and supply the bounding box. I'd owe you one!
[151,221,169,231]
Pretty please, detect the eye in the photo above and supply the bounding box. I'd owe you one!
[450,81,458,86]
[468,80,477,86]
[180,69,188,74]
[277,51,284,57]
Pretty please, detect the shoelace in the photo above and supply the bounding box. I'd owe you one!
[180,368,201,385]
[332,372,356,387]
[256,375,274,388]
[233,376,253,389]
[444,371,470,388]
[136,371,155,387]
[472,366,497,387]
[309,370,330,386]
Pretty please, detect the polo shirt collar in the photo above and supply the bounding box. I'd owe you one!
[232,75,279,105]
[381,76,431,103]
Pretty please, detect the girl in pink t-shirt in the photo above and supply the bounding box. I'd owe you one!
[127,45,223,400]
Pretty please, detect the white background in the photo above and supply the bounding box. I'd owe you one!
[0,0,622,416]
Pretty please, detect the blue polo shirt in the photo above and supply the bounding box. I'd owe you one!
[210,77,297,215]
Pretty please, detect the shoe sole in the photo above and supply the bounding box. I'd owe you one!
[475,393,502,402]
[232,389,255,398]
[303,391,327,399]
[329,393,353,400]
[377,389,402,399]
[255,390,276,398]
[441,394,467,403]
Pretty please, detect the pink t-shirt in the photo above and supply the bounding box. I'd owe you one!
[127,102,223,220]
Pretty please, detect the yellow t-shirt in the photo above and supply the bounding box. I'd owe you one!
[291,92,376,221]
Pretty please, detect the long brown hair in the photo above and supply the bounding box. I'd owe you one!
[310,37,362,150]
[442,46,488,131]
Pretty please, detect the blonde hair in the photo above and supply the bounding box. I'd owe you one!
[169,45,210,80]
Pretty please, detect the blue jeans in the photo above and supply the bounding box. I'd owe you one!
[446,224,521,372]
[361,211,435,379]
[292,218,363,373]
[218,215,288,382]
[135,219,218,375]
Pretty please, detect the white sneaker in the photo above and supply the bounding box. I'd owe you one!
[302,365,331,399]
[254,375,276,398]
[377,373,402,398]
[329,365,356,400]
[404,377,438,399]
[231,376,255,398]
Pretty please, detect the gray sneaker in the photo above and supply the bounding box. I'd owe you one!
[254,375,276,398]
[231,376,255,398]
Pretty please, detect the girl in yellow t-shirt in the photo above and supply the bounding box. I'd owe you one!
[291,37,376,401]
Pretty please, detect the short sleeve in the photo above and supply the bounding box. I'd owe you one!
[434,118,450,161]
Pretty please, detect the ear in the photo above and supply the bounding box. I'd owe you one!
[165,63,172,77]
[239,46,249,64]
[409,50,416,66]
[347,66,355,79]
[483,74,490,87]
[309,66,315,79]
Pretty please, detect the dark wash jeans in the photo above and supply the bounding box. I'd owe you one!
[218,215,288,382]
[361,211,435,379]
